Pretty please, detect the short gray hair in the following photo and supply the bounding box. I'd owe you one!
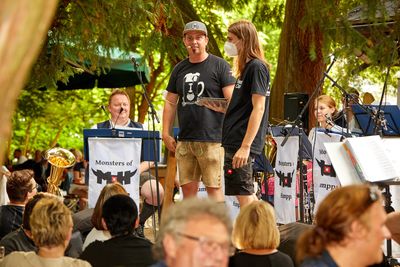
[153,197,232,260]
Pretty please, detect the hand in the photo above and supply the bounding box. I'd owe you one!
[163,135,177,153]
[232,147,250,169]
[201,101,227,113]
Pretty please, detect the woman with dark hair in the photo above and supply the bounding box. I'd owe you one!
[297,184,390,267]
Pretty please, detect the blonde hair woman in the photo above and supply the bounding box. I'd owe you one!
[230,201,294,267]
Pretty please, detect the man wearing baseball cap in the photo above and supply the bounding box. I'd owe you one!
[162,21,235,201]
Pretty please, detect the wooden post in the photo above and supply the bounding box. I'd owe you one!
[161,151,177,220]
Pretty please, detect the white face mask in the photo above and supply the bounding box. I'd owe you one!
[224,41,238,57]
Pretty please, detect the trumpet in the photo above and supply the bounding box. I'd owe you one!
[44,147,75,196]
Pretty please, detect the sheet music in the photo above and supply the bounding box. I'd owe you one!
[345,136,398,182]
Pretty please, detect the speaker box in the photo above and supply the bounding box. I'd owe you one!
[284,92,309,131]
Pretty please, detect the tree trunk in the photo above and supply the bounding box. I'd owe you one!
[0,0,59,166]
[137,54,165,124]
[270,0,325,130]
[22,121,32,156]
[49,126,64,148]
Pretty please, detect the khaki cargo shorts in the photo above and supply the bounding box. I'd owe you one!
[175,141,224,188]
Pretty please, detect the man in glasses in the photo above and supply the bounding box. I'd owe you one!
[152,198,232,267]
[162,21,235,202]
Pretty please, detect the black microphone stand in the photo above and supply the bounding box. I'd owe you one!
[131,57,162,225]
[280,56,336,223]
[323,73,379,136]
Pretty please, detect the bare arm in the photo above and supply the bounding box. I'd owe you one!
[140,161,155,174]
[200,84,234,113]
[162,92,179,152]
[232,94,266,169]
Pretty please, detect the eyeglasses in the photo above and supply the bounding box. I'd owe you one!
[176,232,235,256]
[31,183,39,191]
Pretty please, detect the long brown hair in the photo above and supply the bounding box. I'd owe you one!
[228,20,270,77]
[296,184,381,264]
[91,182,128,230]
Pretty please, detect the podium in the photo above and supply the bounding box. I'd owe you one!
[83,128,161,208]
[83,128,161,162]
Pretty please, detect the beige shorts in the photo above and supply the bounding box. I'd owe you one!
[175,141,224,188]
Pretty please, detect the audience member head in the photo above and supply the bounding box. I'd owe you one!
[69,148,83,163]
[101,194,138,236]
[227,20,268,77]
[13,149,22,160]
[7,169,37,203]
[232,200,279,250]
[22,192,55,231]
[296,184,390,266]
[314,95,337,127]
[91,182,128,230]
[30,197,73,249]
[154,198,232,267]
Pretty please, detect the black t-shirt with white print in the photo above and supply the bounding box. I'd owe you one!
[166,54,235,142]
[222,58,270,155]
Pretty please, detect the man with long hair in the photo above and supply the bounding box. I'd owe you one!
[222,20,271,208]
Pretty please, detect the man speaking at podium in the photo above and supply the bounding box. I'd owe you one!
[94,89,164,237]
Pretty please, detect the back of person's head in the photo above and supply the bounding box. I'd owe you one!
[7,169,35,202]
[22,192,55,231]
[30,197,72,248]
[91,182,128,230]
[153,197,232,260]
[232,200,279,250]
[102,194,138,236]
[296,184,382,264]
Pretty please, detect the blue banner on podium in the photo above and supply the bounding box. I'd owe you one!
[83,128,161,162]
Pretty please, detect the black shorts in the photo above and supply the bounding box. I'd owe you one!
[224,149,255,195]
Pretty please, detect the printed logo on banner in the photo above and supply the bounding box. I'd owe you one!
[276,170,294,187]
[91,169,137,184]
[310,130,342,210]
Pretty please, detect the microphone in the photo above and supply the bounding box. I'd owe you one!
[100,105,108,114]
[325,114,335,127]
[112,107,124,130]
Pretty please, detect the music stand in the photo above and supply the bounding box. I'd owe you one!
[352,105,400,136]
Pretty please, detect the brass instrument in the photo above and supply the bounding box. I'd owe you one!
[265,134,277,166]
[44,147,75,196]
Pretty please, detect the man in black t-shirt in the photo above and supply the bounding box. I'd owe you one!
[162,21,235,201]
